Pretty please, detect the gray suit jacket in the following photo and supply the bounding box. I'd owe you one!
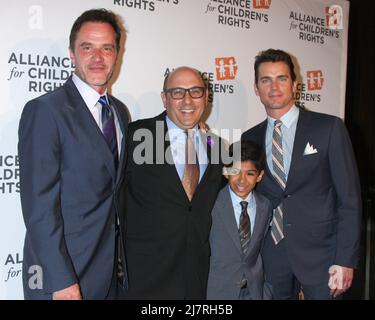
[207,186,272,300]
[18,77,129,299]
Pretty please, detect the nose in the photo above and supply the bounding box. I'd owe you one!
[238,172,246,183]
[92,48,104,61]
[271,80,279,90]
[183,90,193,103]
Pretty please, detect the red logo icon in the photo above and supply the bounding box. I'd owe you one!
[307,70,324,91]
[325,5,343,29]
[253,0,271,9]
[215,57,238,81]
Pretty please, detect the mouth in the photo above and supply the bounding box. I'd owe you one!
[269,94,282,98]
[88,65,106,71]
[180,109,196,114]
[236,185,248,192]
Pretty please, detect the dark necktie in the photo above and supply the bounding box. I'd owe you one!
[99,96,123,283]
[271,119,286,244]
[182,129,200,201]
[239,201,251,254]
[99,96,118,170]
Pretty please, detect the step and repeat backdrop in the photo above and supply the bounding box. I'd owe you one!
[1,0,349,299]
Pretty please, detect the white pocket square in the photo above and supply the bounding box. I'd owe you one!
[303,142,318,155]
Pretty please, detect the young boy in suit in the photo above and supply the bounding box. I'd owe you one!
[207,140,272,300]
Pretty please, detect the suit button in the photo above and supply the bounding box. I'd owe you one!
[284,194,291,198]
[188,206,192,212]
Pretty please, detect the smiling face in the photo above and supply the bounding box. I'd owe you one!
[69,21,118,94]
[161,67,208,130]
[225,160,264,200]
[254,61,297,119]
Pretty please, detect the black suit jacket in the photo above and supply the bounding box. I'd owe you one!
[18,77,129,299]
[120,111,225,299]
[242,109,361,285]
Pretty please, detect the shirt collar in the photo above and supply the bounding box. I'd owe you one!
[267,104,299,129]
[165,115,199,141]
[228,185,253,207]
[72,73,108,111]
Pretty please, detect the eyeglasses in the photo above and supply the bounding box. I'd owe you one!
[164,86,206,100]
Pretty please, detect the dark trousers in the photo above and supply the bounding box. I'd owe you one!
[105,226,127,300]
[261,232,334,300]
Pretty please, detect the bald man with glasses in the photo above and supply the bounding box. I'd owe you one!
[120,66,225,299]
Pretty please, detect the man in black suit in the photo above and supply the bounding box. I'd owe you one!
[242,49,361,299]
[18,9,128,299]
[121,66,224,299]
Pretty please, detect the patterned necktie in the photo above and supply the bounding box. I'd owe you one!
[239,201,251,254]
[182,129,200,201]
[271,119,287,244]
[99,96,123,282]
[99,96,119,170]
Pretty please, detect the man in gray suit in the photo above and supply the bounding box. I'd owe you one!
[207,141,272,300]
[242,49,361,299]
[18,9,128,299]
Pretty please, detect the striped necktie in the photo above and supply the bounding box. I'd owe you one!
[99,95,118,170]
[239,201,251,254]
[271,119,286,244]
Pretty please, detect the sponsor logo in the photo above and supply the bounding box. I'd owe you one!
[252,0,271,9]
[113,0,180,12]
[4,253,22,283]
[215,57,238,80]
[326,5,343,30]
[204,0,269,30]
[0,155,19,194]
[307,70,324,91]
[7,52,74,93]
[295,71,324,107]
[288,7,341,44]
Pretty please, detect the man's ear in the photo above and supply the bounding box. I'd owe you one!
[254,82,259,96]
[292,80,297,94]
[256,170,265,182]
[222,167,229,179]
[69,48,76,65]
[161,91,167,109]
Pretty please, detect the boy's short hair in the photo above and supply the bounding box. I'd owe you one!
[225,140,265,172]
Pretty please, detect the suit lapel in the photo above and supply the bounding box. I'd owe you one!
[285,109,311,190]
[245,191,269,256]
[157,113,189,198]
[217,188,243,254]
[64,78,116,179]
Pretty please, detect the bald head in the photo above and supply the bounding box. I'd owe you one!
[163,66,206,91]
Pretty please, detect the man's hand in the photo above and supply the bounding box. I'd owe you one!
[328,265,353,298]
[52,283,82,300]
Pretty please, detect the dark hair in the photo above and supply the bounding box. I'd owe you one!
[254,49,296,84]
[225,140,265,171]
[69,8,124,52]
[162,67,207,91]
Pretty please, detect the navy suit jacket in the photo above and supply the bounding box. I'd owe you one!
[18,77,129,299]
[242,109,361,285]
[207,186,272,300]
